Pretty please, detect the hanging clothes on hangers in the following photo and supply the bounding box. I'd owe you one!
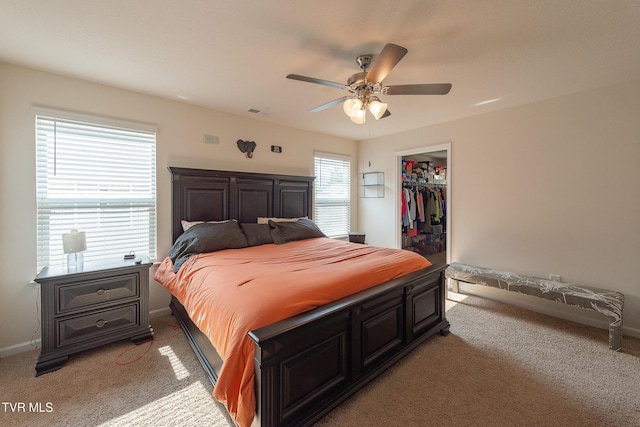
[402,188,410,227]
[401,181,447,253]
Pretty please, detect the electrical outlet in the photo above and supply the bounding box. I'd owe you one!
[549,274,562,282]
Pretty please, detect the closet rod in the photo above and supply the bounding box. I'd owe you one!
[402,182,447,188]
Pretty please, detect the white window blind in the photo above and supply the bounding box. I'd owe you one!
[314,152,351,238]
[35,111,157,270]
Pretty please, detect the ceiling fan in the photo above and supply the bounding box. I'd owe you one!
[287,43,452,124]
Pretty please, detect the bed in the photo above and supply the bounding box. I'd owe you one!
[157,167,450,427]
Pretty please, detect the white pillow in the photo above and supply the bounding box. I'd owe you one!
[181,219,232,231]
[256,216,307,225]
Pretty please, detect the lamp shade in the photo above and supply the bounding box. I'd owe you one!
[368,100,388,120]
[343,98,362,118]
[350,108,366,124]
[62,230,87,253]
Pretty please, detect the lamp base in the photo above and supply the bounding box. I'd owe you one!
[67,252,84,270]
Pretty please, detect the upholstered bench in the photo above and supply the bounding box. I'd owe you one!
[445,263,625,351]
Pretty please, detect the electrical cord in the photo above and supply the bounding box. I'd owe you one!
[114,319,182,366]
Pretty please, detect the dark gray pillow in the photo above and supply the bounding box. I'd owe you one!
[168,220,248,272]
[240,223,273,246]
[268,218,326,244]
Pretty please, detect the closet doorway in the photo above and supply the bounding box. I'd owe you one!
[395,143,451,265]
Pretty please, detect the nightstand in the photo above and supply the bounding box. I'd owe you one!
[34,256,154,376]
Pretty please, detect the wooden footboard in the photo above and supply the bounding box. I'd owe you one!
[170,263,449,427]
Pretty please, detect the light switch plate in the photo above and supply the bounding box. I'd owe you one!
[204,134,219,144]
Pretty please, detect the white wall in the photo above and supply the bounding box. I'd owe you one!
[0,62,357,355]
[2,60,637,354]
[359,79,640,337]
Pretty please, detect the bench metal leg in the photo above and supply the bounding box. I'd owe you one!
[449,278,459,293]
[608,320,623,351]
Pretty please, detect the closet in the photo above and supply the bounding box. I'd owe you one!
[401,152,447,264]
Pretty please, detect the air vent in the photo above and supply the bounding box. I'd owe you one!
[246,107,270,115]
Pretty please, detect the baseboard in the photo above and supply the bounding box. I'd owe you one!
[0,340,40,358]
[627,326,640,339]
[1,307,173,359]
[150,306,172,318]
[454,282,640,340]
[5,300,636,358]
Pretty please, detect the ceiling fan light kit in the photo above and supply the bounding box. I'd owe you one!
[367,98,388,120]
[343,94,388,123]
[343,98,362,117]
[287,43,452,125]
[351,107,367,124]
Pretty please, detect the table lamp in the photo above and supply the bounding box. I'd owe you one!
[62,229,87,269]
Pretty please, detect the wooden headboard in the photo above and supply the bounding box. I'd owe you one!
[168,167,314,242]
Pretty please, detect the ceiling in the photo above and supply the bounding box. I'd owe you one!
[1,1,639,141]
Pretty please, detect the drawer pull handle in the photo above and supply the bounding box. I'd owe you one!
[96,320,106,328]
[96,288,106,296]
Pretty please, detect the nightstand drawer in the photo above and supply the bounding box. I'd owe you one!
[57,304,140,347]
[57,274,139,313]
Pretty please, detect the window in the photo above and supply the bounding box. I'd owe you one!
[34,108,157,270]
[313,152,351,238]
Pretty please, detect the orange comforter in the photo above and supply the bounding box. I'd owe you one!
[154,237,430,427]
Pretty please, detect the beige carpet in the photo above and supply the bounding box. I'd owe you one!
[1,317,235,427]
[2,294,639,426]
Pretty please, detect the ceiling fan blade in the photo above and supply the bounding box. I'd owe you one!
[365,43,408,84]
[383,83,452,95]
[286,74,347,90]
[380,109,391,119]
[309,96,351,113]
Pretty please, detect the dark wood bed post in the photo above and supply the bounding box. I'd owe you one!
[166,167,449,427]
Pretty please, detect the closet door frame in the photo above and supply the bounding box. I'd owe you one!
[395,142,451,264]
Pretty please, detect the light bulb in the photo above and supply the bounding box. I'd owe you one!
[343,98,362,118]
[350,108,366,124]
[368,100,388,120]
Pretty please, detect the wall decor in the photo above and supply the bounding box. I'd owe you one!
[236,139,257,158]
